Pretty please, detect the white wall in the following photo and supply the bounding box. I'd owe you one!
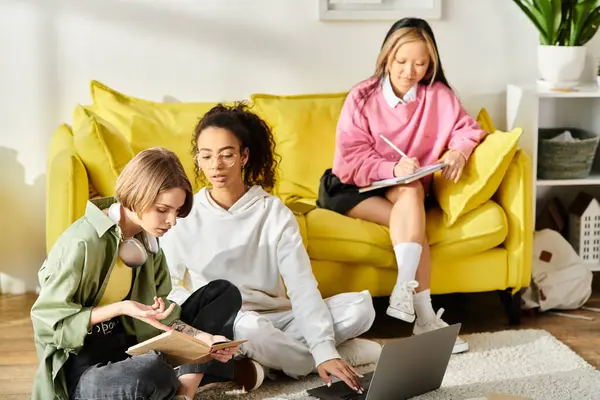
[2,0,600,293]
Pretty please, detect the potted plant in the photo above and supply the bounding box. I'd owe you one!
[512,0,600,86]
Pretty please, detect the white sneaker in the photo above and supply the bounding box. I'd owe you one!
[386,280,419,322]
[412,308,469,354]
[233,358,266,391]
[337,338,382,367]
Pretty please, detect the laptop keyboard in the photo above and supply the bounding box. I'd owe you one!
[306,371,373,400]
[341,392,367,400]
[338,371,373,400]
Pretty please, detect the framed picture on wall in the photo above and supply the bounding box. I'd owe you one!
[318,0,442,21]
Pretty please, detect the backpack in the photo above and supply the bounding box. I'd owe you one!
[521,229,594,311]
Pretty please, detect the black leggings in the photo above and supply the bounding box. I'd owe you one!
[68,280,242,400]
[177,279,242,381]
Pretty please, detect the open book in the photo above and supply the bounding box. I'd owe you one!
[126,329,247,366]
[358,162,445,193]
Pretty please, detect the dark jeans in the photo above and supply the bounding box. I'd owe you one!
[70,280,242,400]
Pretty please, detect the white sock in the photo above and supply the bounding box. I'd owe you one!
[393,242,422,285]
[414,289,436,323]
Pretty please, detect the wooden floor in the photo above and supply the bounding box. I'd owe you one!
[1,276,599,399]
[0,293,38,400]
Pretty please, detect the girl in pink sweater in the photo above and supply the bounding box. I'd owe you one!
[318,18,487,354]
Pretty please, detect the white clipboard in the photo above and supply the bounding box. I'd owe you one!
[358,162,445,193]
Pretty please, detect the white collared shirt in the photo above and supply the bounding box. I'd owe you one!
[381,74,417,107]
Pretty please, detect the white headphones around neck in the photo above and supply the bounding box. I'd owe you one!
[108,203,158,268]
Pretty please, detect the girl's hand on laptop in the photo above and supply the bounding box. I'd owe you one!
[394,157,420,178]
[438,150,466,183]
[317,359,364,394]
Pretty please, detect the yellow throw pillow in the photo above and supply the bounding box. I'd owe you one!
[433,127,523,226]
[250,92,347,203]
[476,107,496,133]
[90,80,221,135]
[129,114,200,192]
[88,80,227,193]
[72,105,134,196]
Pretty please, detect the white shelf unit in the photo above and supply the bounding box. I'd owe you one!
[507,82,600,272]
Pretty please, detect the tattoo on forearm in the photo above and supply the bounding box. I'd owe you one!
[168,319,202,337]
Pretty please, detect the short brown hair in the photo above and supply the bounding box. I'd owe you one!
[116,147,193,218]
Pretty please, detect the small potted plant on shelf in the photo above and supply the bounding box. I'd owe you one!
[512,0,600,87]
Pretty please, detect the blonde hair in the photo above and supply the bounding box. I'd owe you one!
[116,147,193,218]
[375,27,439,85]
[352,20,450,122]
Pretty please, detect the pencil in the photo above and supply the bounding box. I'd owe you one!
[379,134,408,158]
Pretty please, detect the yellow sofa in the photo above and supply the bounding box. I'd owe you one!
[46,81,532,324]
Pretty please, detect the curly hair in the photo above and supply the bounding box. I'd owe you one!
[191,102,279,192]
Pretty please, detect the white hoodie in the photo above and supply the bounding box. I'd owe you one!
[160,185,340,365]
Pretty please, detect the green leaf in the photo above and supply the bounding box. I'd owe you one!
[512,0,552,44]
[569,0,596,44]
[513,0,600,46]
[534,0,562,44]
[559,0,577,44]
[551,0,564,43]
[577,6,600,45]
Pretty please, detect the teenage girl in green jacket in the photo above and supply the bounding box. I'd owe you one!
[31,147,242,400]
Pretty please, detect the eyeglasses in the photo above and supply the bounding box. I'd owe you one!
[195,152,237,169]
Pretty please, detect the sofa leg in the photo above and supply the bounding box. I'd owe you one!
[497,288,522,326]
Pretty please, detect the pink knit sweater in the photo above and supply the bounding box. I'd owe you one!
[332,79,488,188]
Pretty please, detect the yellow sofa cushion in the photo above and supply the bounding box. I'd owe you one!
[306,200,507,267]
[129,114,200,191]
[90,80,221,137]
[88,80,224,192]
[433,127,522,227]
[476,107,496,133]
[72,106,134,196]
[250,92,347,203]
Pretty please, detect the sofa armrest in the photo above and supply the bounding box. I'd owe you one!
[294,214,309,250]
[289,200,314,250]
[46,125,90,253]
[493,149,533,291]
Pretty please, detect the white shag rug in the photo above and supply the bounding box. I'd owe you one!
[196,329,600,400]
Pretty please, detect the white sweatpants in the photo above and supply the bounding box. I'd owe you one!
[233,290,376,378]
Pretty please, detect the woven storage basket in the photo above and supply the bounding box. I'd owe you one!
[538,128,600,179]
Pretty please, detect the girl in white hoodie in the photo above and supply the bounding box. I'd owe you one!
[160,103,381,395]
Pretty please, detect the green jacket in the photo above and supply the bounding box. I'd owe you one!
[30,197,181,400]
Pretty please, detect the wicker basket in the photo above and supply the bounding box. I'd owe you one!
[537,128,600,179]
